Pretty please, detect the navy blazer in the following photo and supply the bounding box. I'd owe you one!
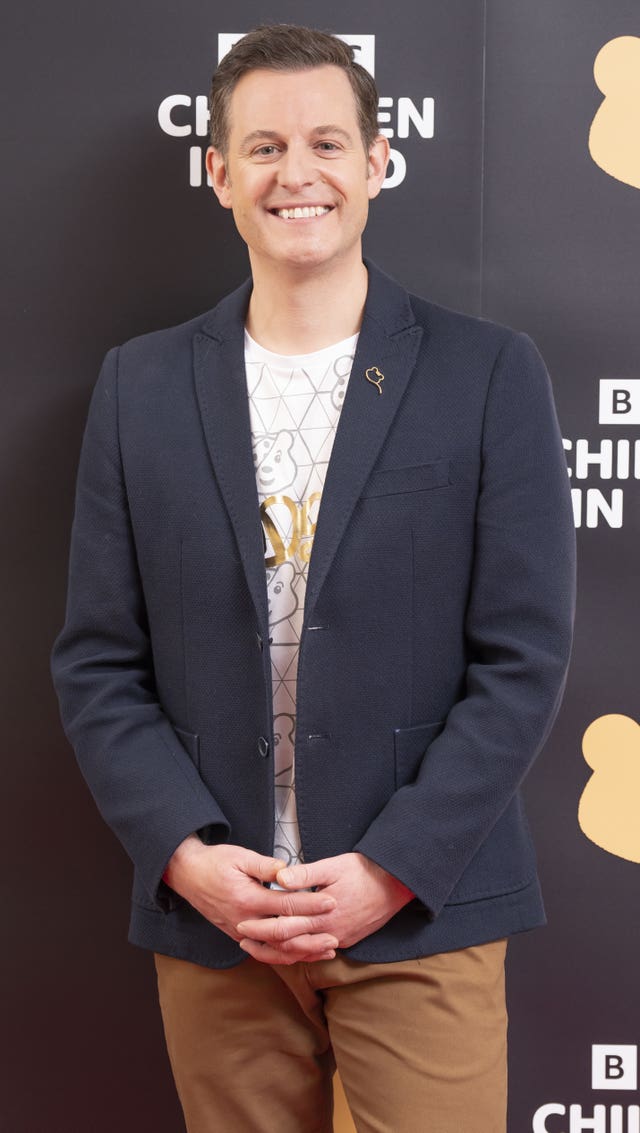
[52,262,576,968]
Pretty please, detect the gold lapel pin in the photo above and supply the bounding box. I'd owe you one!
[365,365,385,395]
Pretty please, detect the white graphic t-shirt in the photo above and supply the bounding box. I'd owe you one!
[245,329,358,868]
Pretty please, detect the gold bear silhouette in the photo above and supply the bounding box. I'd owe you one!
[365,365,385,395]
[589,36,640,190]
[578,714,640,863]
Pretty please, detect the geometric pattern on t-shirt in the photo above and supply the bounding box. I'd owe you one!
[245,330,357,868]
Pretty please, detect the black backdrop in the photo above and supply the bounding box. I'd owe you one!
[4,2,640,1129]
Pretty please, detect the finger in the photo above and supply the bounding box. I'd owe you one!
[242,888,336,919]
[240,939,298,965]
[240,937,337,965]
[241,851,288,883]
[253,932,339,955]
[236,915,337,944]
[276,859,333,890]
[274,889,337,918]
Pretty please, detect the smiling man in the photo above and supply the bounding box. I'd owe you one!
[52,24,576,1133]
[207,62,388,351]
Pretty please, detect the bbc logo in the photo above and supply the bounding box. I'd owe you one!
[592,1045,638,1090]
[599,380,640,424]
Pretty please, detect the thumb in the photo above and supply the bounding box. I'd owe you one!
[244,851,287,883]
[277,860,325,890]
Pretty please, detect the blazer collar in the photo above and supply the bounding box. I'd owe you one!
[193,261,425,631]
[198,259,419,344]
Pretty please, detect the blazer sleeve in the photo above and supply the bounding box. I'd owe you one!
[51,348,231,911]
[354,331,576,917]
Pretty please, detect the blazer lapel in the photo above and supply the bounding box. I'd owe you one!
[193,280,270,637]
[304,264,424,622]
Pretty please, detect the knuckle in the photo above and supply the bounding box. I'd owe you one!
[280,893,297,918]
[274,918,290,942]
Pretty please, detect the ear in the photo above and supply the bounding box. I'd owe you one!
[366,135,391,200]
[206,146,233,208]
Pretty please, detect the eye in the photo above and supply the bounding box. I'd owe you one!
[253,144,279,158]
[315,141,340,153]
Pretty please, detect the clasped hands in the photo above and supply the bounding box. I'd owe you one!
[164,837,414,965]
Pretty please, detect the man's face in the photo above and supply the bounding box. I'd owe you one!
[207,66,389,275]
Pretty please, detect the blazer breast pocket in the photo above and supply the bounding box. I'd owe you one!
[361,460,450,499]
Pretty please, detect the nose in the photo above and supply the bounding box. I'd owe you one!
[277,142,317,192]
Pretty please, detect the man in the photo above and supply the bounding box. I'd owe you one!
[52,24,576,1133]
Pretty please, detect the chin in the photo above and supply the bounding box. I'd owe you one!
[279,249,334,270]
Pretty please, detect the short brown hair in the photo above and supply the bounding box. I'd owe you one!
[209,25,380,156]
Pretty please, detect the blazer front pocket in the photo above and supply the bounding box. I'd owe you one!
[361,459,450,499]
[394,720,445,789]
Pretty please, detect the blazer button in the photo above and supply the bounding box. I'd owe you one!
[257,736,270,758]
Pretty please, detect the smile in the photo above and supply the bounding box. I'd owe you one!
[271,206,333,220]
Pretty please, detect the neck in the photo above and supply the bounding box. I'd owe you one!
[245,257,368,355]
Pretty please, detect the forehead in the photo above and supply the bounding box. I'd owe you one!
[227,65,360,138]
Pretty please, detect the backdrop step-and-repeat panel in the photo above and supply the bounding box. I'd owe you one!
[3,2,639,1130]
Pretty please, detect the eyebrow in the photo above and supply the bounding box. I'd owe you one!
[238,130,280,152]
[238,125,355,151]
[310,125,355,144]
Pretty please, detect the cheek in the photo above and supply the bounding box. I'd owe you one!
[245,187,273,220]
[231,196,259,229]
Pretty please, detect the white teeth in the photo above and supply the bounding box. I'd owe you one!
[275,205,330,219]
